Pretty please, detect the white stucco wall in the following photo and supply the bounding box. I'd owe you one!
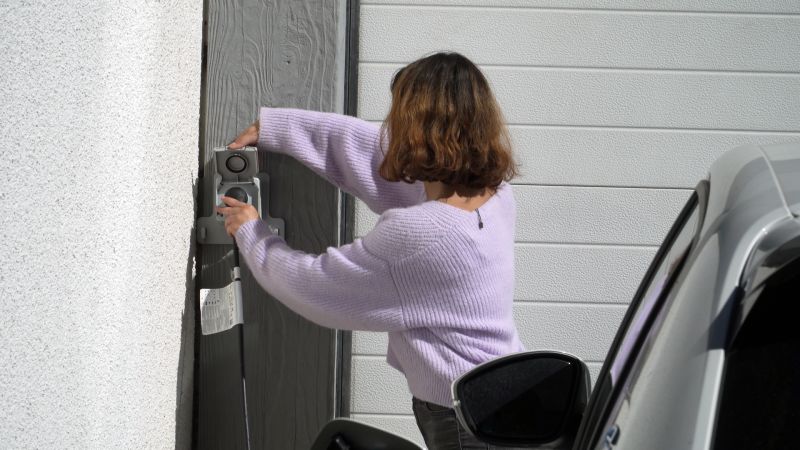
[0,2,202,448]
[351,1,800,446]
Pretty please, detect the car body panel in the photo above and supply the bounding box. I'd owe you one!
[582,143,800,450]
[761,142,800,217]
[687,144,794,449]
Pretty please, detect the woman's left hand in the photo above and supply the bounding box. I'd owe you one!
[217,196,261,237]
[228,121,259,150]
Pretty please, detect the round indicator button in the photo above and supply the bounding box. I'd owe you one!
[226,154,247,173]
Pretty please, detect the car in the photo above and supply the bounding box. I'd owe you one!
[311,142,800,450]
[452,142,800,450]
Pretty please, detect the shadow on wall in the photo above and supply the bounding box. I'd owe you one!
[175,177,198,450]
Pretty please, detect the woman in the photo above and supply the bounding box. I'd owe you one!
[220,52,523,449]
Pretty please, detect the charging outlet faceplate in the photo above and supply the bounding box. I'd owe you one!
[197,146,284,245]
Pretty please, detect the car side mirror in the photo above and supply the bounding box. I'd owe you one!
[310,418,423,450]
[452,351,590,448]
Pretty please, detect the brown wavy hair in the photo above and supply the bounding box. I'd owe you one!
[379,52,517,197]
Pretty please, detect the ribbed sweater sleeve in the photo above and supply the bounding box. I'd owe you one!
[257,107,424,214]
[234,219,407,332]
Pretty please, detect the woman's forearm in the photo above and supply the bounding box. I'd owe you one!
[257,107,423,213]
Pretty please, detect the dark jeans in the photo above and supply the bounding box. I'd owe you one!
[412,397,490,450]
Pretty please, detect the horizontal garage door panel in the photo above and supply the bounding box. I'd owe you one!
[354,123,800,188]
[514,244,654,302]
[362,6,800,71]
[361,1,800,13]
[359,65,800,131]
[355,187,689,245]
[508,127,800,187]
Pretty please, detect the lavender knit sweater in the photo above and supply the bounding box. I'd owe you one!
[235,108,524,406]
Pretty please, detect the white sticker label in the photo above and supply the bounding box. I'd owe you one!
[199,283,243,335]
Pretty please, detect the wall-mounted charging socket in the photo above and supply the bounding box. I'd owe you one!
[197,147,284,245]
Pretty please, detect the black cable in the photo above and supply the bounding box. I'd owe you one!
[233,243,251,450]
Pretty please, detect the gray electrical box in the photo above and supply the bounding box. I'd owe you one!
[197,146,284,245]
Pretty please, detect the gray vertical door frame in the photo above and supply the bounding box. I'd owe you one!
[336,0,361,420]
[195,1,357,448]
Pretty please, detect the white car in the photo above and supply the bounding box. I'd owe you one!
[453,142,800,450]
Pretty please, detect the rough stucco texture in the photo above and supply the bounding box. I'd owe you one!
[0,2,202,448]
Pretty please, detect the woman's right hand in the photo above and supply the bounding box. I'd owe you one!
[228,121,259,150]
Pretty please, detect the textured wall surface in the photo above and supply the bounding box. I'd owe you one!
[352,1,800,445]
[0,2,202,448]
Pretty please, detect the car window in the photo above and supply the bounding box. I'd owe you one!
[713,256,800,449]
[591,196,701,450]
